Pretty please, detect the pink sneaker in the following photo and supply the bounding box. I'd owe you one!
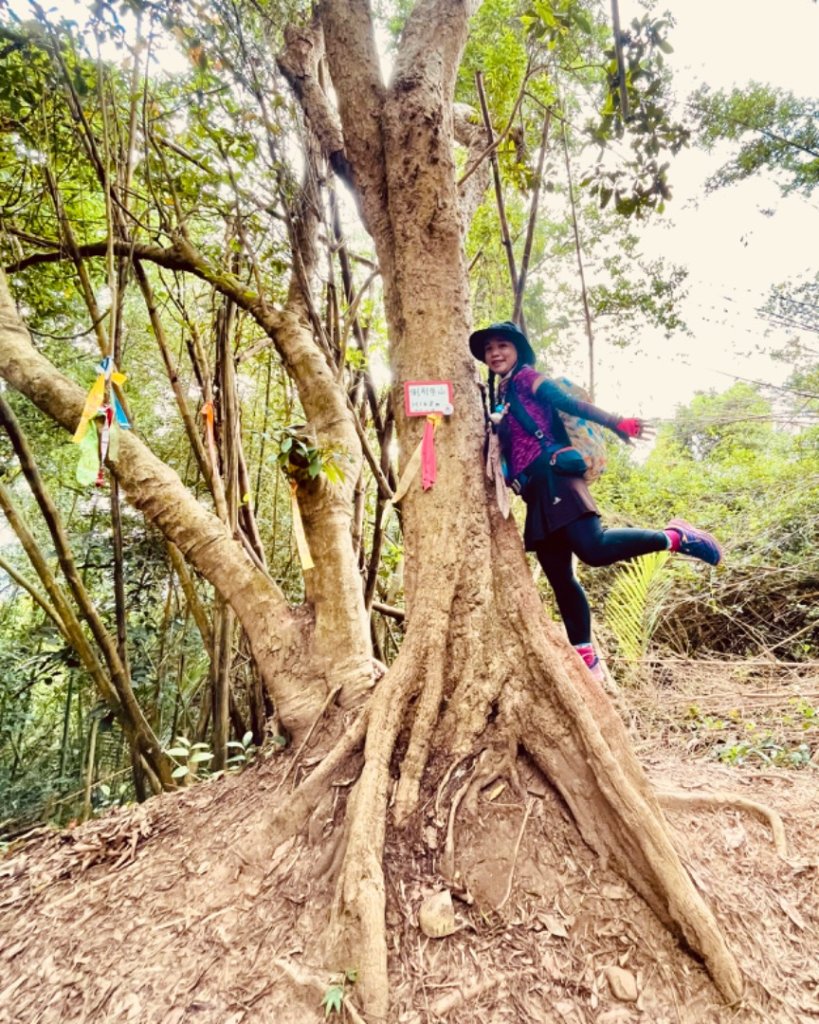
[667,518,723,566]
[575,644,605,682]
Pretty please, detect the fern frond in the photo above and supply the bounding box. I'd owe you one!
[605,550,672,662]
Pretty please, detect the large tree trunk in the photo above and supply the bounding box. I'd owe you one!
[302,0,743,1016]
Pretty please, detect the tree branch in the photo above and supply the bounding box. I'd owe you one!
[0,268,328,738]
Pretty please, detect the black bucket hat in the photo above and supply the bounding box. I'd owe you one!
[468,320,536,367]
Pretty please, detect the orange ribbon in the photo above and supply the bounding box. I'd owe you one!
[201,401,218,473]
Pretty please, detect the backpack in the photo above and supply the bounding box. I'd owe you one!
[553,377,608,483]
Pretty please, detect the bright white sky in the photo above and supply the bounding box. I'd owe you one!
[585,0,819,420]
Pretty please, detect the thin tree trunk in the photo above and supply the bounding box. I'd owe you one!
[81,715,100,822]
[0,397,174,787]
[559,109,596,399]
[132,259,221,512]
[110,478,131,684]
[59,672,74,784]
[475,71,523,329]
[513,107,553,324]
[211,296,241,769]
[166,543,213,655]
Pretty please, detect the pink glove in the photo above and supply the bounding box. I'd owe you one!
[616,417,643,439]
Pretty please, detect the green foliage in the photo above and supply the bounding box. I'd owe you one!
[226,730,259,769]
[321,969,358,1017]
[689,83,819,196]
[164,736,215,781]
[276,426,348,487]
[583,13,690,218]
[604,549,671,663]
[594,373,819,660]
[684,700,816,769]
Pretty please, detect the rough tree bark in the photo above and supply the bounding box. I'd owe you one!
[280,0,742,1015]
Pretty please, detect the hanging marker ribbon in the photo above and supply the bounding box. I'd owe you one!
[289,480,314,571]
[421,413,441,491]
[73,373,106,442]
[76,422,100,486]
[73,358,128,442]
[392,437,424,502]
[95,405,115,486]
[393,413,445,501]
[485,432,511,518]
[112,393,130,428]
[201,401,218,471]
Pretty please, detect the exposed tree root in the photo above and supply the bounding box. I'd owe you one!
[328,642,426,1019]
[259,708,367,853]
[439,734,525,884]
[508,607,745,1004]
[495,798,534,911]
[440,758,478,883]
[394,655,445,825]
[429,976,499,1018]
[273,684,342,795]
[272,958,368,1024]
[657,788,789,860]
[462,731,524,813]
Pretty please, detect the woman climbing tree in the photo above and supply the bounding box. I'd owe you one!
[472,320,723,679]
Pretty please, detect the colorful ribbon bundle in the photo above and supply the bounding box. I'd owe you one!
[73,357,130,486]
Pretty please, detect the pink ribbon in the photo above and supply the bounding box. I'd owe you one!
[421,414,440,491]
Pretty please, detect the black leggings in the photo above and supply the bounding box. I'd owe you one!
[535,514,667,646]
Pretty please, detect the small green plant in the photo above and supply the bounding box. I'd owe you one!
[226,730,257,770]
[684,703,816,768]
[321,969,358,1017]
[91,781,130,812]
[163,736,214,780]
[276,426,347,486]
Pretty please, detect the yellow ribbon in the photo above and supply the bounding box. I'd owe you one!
[392,436,424,502]
[73,375,105,442]
[289,480,314,571]
[73,370,126,443]
[392,414,443,500]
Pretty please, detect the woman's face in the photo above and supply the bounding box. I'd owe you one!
[484,337,518,376]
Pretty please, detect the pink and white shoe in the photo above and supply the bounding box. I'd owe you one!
[575,644,605,682]
[667,518,723,566]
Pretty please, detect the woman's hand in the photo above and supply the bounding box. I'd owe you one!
[614,417,656,444]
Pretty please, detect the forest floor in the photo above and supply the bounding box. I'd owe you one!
[0,659,817,1024]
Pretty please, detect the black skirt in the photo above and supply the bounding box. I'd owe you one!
[520,451,599,550]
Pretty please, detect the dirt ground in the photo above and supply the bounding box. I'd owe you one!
[0,661,817,1024]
